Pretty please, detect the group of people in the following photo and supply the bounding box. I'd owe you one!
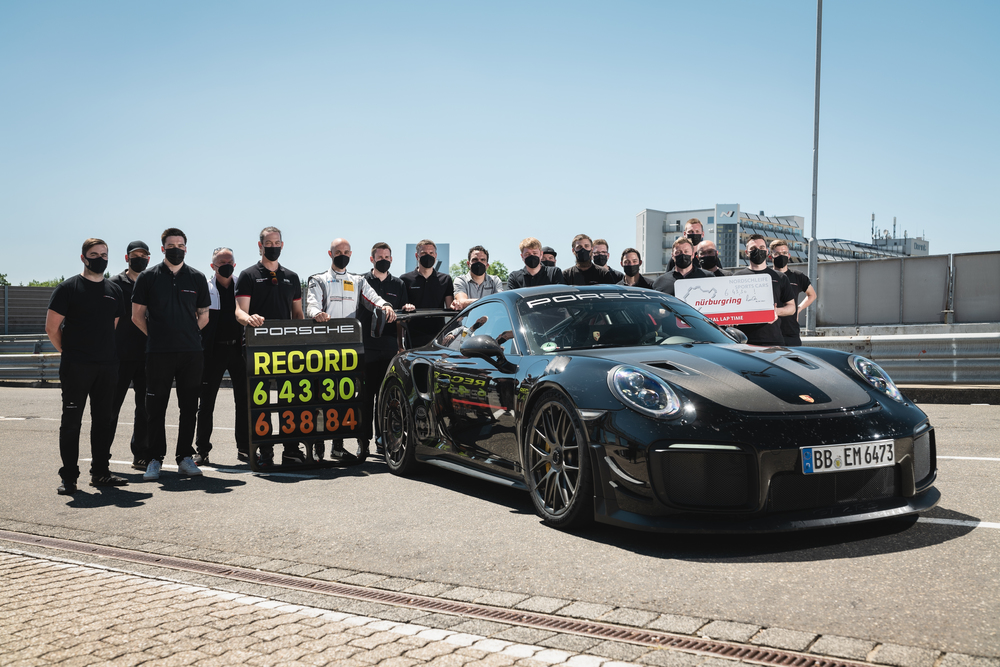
[45,221,815,495]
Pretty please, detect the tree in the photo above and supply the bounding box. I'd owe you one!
[449,260,509,282]
[27,277,65,287]
[0,273,9,286]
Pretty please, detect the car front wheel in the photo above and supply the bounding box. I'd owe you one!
[523,390,593,529]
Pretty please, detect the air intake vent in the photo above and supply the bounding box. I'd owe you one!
[650,448,752,508]
[645,361,688,375]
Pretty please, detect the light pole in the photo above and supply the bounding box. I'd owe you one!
[806,0,822,333]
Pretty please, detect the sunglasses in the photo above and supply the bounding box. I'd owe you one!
[269,270,278,286]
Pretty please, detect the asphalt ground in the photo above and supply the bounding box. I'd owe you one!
[0,387,998,663]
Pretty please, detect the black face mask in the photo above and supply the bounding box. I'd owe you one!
[128,256,149,273]
[333,254,350,270]
[575,248,591,264]
[772,255,789,270]
[686,233,703,246]
[673,254,693,270]
[263,246,282,261]
[524,255,540,269]
[749,248,768,265]
[164,247,185,266]
[623,264,641,277]
[469,261,487,276]
[699,255,719,270]
[419,254,436,269]
[541,260,556,268]
[374,259,391,273]
[593,254,609,266]
[85,257,108,275]
[217,264,235,278]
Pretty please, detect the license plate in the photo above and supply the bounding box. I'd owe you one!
[801,440,895,474]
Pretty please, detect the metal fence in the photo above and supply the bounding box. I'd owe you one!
[1,286,55,334]
[815,251,1000,327]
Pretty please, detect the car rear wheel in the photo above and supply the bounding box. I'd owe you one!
[379,381,418,476]
[523,390,593,529]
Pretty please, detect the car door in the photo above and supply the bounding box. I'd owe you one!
[431,301,520,473]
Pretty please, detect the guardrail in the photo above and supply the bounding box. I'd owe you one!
[0,353,60,382]
[0,335,57,354]
[801,333,1000,384]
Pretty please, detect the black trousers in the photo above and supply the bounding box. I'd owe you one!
[110,357,149,463]
[146,351,203,464]
[363,349,395,441]
[58,359,118,482]
[196,342,249,456]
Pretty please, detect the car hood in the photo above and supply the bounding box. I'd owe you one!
[577,344,873,413]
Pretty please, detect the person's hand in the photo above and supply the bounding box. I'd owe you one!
[313,312,330,322]
[247,314,265,327]
[383,305,397,323]
[402,303,415,312]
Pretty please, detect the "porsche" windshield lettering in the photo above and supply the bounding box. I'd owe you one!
[524,292,657,309]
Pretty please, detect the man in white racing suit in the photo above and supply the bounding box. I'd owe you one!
[305,238,397,462]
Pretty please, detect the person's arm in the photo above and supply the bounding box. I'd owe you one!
[291,299,304,320]
[197,306,209,330]
[235,296,264,327]
[44,310,64,352]
[776,299,797,318]
[799,284,818,313]
[132,303,149,336]
[357,277,396,322]
[306,276,327,321]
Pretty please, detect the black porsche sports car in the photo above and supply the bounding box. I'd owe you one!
[377,285,939,532]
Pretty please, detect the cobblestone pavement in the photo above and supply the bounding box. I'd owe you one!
[0,550,653,667]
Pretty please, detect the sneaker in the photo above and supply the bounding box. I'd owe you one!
[357,439,370,462]
[255,452,273,469]
[192,453,210,466]
[237,450,249,462]
[177,457,203,476]
[131,459,149,471]
[143,460,162,481]
[375,436,385,456]
[90,473,128,487]
[57,480,78,495]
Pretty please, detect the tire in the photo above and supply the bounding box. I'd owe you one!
[379,381,418,476]
[522,390,594,529]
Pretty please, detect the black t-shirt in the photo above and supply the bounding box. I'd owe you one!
[507,265,564,289]
[562,264,618,286]
[602,266,625,283]
[202,278,242,347]
[109,270,147,361]
[616,274,655,290]
[779,269,812,343]
[48,275,123,365]
[400,268,454,348]
[651,268,713,296]
[235,261,302,320]
[734,267,795,346]
[132,262,211,354]
[360,271,409,352]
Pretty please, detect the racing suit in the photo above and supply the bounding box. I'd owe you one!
[305,269,389,459]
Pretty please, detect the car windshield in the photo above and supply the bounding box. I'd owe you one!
[515,290,734,354]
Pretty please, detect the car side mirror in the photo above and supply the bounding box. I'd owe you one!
[461,335,517,373]
[725,327,748,344]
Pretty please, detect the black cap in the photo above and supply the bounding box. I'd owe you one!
[127,240,150,253]
[541,246,556,256]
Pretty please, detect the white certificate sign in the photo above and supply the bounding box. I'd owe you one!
[675,274,776,326]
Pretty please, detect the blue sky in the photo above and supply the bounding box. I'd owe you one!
[2,0,997,284]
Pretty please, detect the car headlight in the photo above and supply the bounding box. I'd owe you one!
[849,355,905,403]
[608,365,681,418]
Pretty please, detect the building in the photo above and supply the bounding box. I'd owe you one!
[636,204,929,273]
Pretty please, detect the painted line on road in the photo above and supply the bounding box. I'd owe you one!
[918,518,1000,530]
[939,456,1000,461]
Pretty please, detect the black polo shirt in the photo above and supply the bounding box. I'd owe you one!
[734,267,795,346]
[359,271,409,353]
[651,267,713,296]
[132,262,211,354]
[507,265,564,290]
[400,268,454,347]
[202,278,242,347]
[779,269,812,345]
[109,270,147,361]
[616,273,655,290]
[235,261,302,320]
[48,274,123,365]
[563,264,618,286]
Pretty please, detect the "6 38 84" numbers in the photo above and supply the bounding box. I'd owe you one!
[254,407,358,438]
